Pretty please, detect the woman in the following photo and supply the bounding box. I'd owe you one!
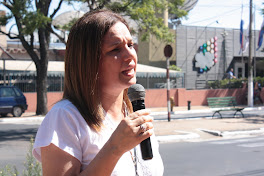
[33,9,164,176]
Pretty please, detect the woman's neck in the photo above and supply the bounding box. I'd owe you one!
[100,90,125,122]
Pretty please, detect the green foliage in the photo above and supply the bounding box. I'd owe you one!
[21,10,51,35]
[107,0,187,43]
[169,64,181,71]
[208,79,245,89]
[207,77,264,89]
[0,14,12,26]
[253,76,264,86]
[0,165,18,176]
[22,138,42,176]
[68,0,188,43]
[0,0,51,35]
[0,138,42,176]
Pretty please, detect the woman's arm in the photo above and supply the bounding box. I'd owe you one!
[41,139,123,176]
[41,109,153,176]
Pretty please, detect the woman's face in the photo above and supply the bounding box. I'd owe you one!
[99,22,137,93]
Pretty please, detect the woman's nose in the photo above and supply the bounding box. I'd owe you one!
[123,45,136,61]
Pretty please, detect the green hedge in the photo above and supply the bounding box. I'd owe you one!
[207,77,264,89]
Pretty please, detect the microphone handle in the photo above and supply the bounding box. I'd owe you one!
[131,100,153,160]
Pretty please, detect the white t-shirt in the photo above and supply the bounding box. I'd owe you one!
[33,99,164,176]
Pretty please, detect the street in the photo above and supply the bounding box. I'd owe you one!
[0,123,39,174]
[160,136,264,176]
[1,113,264,175]
[152,109,264,121]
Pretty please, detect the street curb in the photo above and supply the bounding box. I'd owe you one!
[156,131,200,143]
[0,106,263,123]
[197,128,264,137]
[150,106,264,116]
[156,128,264,143]
[0,116,44,123]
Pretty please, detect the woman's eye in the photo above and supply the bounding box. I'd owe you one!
[111,48,120,52]
[128,43,134,48]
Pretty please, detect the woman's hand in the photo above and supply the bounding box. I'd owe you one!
[108,109,154,155]
[41,109,153,176]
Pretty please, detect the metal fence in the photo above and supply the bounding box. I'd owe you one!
[0,73,64,92]
[0,72,185,92]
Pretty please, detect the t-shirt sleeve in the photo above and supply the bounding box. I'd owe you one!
[32,106,83,162]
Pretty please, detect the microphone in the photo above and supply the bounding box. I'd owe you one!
[128,84,153,160]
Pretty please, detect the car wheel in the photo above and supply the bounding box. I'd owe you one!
[12,106,23,117]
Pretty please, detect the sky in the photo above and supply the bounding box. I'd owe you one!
[1,0,264,33]
[181,0,263,30]
[50,0,263,30]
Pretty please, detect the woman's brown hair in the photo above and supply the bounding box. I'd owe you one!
[63,9,133,132]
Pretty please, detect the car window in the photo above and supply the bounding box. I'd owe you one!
[13,87,22,96]
[0,88,16,97]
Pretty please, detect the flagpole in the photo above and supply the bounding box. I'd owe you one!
[254,4,256,78]
[248,0,253,107]
[241,4,244,66]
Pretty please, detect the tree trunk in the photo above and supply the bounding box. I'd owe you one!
[36,60,48,115]
[35,27,49,115]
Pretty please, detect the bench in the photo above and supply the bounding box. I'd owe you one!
[207,96,244,118]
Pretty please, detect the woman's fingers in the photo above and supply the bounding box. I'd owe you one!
[110,109,154,153]
[128,109,150,120]
[138,122,153,135]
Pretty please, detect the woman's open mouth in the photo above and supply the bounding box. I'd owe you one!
[122,68,135,76]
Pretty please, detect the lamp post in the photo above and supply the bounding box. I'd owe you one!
[221,30,228,76]
[164,45,173,122]
[248,0,253,107]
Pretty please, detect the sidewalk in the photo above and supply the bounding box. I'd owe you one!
[151,105,264,143]
[1,105,264,143]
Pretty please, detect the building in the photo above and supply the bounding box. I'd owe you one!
[138,25,264,89]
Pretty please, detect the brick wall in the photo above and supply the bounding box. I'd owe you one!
[25,88,260,112]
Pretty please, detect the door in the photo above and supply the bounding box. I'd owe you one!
[0,87,16,113]
[234,62,245,79]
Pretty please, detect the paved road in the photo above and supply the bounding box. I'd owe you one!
[160,135,264,176]
[152,109,264,121]
[0,123,39,174]
[1,108,264,175]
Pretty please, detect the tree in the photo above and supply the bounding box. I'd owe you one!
[0,0,188,115]
[0,0,67,115]
[65,0,188,43]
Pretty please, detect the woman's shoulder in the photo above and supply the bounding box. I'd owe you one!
[45,99,86,127]
[52,99,75,110]
[49,99,79,115]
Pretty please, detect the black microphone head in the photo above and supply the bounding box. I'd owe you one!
[127,84,145,102]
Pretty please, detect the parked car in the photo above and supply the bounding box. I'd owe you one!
[0,86,28,117]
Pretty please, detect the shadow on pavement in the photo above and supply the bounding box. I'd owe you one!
[222,169,264,176]
[0,128,37,142]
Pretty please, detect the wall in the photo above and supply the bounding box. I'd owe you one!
[24,88,260,113]
[24,92,63,112]
[137,30,176,68]
[175,26,264,89]
[145,88,248,108]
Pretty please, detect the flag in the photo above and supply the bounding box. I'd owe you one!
[242,23,249,53]
[257,18,264,51]
[239,19,244,54]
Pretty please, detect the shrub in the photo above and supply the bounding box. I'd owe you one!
[0,138,42,176]
[169,65,181,71]
[208,78,247,89]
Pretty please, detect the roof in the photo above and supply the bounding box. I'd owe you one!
[0,60,183,78]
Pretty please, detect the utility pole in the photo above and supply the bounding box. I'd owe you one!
[164,45,173,122]
[248,0,253,107]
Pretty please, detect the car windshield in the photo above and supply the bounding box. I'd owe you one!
[13,87,23,96]
[0,88,16,97]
